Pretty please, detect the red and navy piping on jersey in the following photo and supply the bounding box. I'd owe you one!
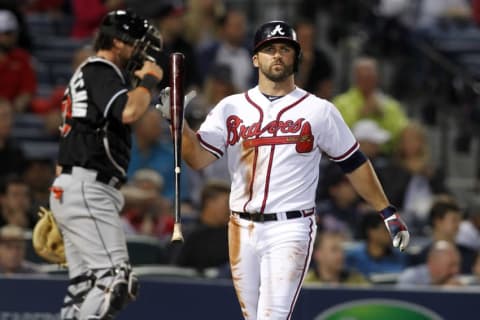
[242,93,264,213]
[196,133,223,158]
[326,141,369,174]
[327,141,359,162]
[287,217,315,320]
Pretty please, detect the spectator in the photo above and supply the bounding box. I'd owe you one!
[316,164,366,240]
[332,56,408,152]
[379,122,448,233]
[294,19,335,100]
[196,9,253,91]
[456,197,480,252]
[22,158,56,209]
[416,0,472,29]
[70,0,124,39]
[0,175,35,229]
[397,240,462,287]
[470,253,480,284]
[121,169,173,239]
[0,9,36,112]
[127,109,191,202]
[0,4,32,51]
[151,2,200,90]
[304,231,369,285]
[23,0,65,14]
[186,63,237,130]
[0,99,26,179]
[175,180,230,271]
[183,0,225,51]
[345,212,407,278]
[34,45,95,137]
[395,123,447,210]
[31,45,95,116]
[474,0,480,26]
[352,119,391,169]
[186,63,234,208]
[0,224,39,275]
[408,198,477,274]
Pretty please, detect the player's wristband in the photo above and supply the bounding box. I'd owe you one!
[379,205,397,219]
[138,74,160,94]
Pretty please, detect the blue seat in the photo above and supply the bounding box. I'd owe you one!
[51,64,73,85]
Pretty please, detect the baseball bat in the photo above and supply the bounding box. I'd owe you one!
[170,52,185,243]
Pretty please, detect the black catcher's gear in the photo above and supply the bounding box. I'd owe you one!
[99,9,162,79]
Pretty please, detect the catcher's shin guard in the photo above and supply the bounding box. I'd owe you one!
[78,263,138,320]
[61,272,96,320]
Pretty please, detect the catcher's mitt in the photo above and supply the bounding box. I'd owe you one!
[32,207,66,265]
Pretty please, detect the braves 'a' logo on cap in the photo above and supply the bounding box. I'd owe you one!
[269,24,285,37]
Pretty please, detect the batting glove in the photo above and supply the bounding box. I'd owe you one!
[155,86,196,120]
[379,205,410,252]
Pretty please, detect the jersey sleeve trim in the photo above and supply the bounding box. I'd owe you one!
[327,141,359,162]
[103,89,128,117]
[196,133,223,158]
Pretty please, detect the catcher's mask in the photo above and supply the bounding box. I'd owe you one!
[99,9,163,80]
[253,20,301,72]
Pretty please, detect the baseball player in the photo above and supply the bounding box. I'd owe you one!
[159,20,410,319]
[49,10,163,320]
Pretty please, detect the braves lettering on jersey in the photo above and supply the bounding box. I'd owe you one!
[197,86,358,214]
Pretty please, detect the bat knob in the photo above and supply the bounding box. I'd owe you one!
[171,223,184,242]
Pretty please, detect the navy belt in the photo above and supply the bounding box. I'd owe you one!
[232,209,314,222]
[62,166,123,190]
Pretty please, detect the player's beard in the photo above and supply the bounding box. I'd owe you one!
[261,61,294,82]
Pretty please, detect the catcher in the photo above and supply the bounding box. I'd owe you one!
[46,9,163,320]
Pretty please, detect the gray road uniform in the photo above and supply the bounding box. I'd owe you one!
[50,57,136,320]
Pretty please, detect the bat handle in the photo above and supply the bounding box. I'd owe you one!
[171,165,183,243]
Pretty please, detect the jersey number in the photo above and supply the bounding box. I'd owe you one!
[59,71,88,137]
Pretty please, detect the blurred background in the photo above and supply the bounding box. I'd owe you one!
[1,0,480,319]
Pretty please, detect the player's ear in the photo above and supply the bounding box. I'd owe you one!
[112,38,124,50]
[252,54,259,68]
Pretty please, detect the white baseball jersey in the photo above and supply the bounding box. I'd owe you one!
[197,86,358,213]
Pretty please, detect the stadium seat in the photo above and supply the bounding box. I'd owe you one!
[133,265,200,279]
[126,235,169,265]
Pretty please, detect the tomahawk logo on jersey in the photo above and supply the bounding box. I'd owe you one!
[197,86,359,214]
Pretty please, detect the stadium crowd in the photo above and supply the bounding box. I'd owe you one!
[1,0,480,289]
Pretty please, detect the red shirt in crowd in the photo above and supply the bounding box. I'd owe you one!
[473,0,480,25]
[0,48,37,102]
[71,0,109,39]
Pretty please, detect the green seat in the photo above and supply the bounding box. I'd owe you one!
[127,235,168,265]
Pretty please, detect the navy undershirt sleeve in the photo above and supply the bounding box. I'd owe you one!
[336,149,368,173]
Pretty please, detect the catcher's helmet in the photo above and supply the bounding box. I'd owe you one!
[99,9,150,45]
[253,20,301,71]
[99,10,163,79]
